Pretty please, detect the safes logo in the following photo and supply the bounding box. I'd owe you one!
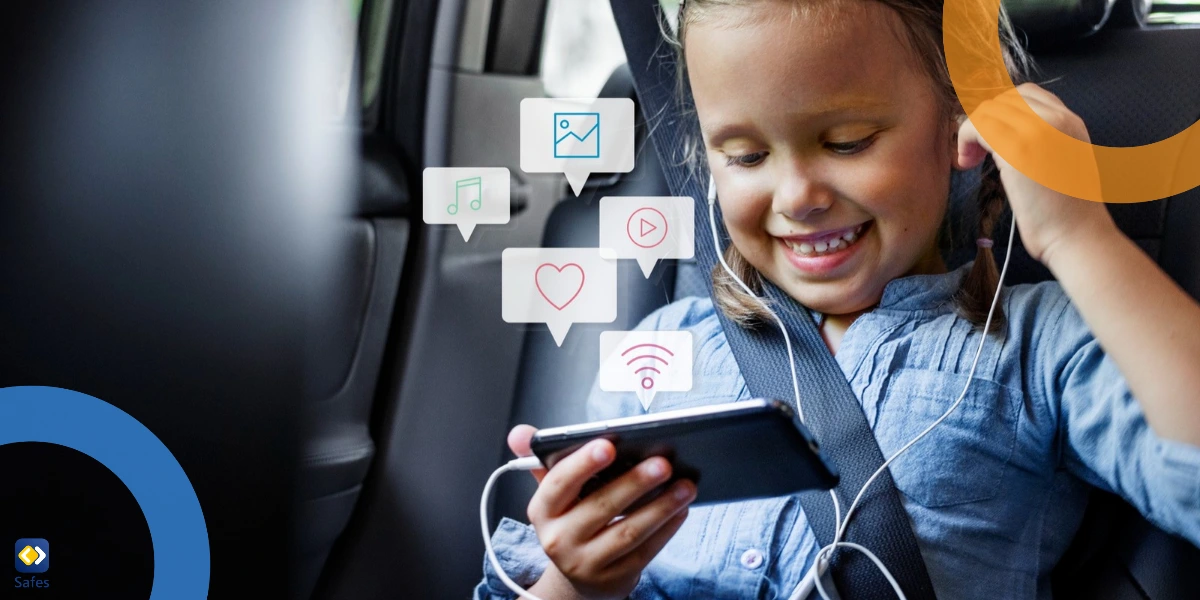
[14,539,48,574]
[13,538,50,591]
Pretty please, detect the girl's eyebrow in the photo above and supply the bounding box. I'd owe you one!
[703,97,892,147]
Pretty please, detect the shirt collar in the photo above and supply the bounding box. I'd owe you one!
[809,261,972,326]
[876,260,971,311]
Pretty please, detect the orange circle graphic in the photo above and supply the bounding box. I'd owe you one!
[944,0,1200,203]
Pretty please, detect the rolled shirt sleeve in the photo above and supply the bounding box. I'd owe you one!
[473,517,551,600]
[1042,290,1200,546]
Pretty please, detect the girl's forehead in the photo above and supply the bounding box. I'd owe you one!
[685,2,923,99]
[684,0,920,72]
[685,0,868,37]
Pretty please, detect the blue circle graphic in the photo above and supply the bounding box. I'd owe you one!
[560,119,569,129]
[0,386,209,598]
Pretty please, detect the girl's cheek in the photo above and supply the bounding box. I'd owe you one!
[720,196,766,243]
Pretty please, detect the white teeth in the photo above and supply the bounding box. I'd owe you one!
[785,223,867,257]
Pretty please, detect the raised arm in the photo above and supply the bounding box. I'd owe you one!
[956,81,1200,446]
[1044,219,1200,447]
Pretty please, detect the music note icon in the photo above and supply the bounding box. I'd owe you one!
[449,176,482,215]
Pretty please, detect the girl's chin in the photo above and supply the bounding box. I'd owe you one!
[775,276,882,316]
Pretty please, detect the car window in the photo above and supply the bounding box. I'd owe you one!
[1150,0,1200,24]
[360,0,394,112]
[330,0,394,122]
[539,0,627,98]
[331,0,362,120]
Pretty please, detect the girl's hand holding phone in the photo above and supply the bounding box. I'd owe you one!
[506,425,697,600]
[954,82,1119,269]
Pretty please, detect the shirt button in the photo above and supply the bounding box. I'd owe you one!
[740,548,764,569]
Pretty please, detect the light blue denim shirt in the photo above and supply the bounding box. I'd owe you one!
[475,262,1200,599]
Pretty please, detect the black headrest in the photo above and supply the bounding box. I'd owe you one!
[1007,0,1117,42]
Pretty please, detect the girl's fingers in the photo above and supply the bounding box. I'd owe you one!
[1013,82,1066,109]
[528,438,616,523]
[507,424,537,456]
[982,99,1037,138]
[955,114,993,170]
[958,81,1078,171]
[508,424,548,483]
[994,89,1056,124]
[994,86,1089,143]
[957,103,1020,170]
[588,479,696,567]
[603,505,692,576]
[571,456,676,537]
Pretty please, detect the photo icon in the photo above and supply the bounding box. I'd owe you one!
[520,98,634,196]
[553,112,600,158]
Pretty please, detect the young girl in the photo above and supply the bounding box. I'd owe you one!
[476,0,1200,598]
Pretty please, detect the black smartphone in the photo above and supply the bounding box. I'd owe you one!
[529,399,839,508]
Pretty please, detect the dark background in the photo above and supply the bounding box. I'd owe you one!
[1,444,153,599]
[0,1,353,597]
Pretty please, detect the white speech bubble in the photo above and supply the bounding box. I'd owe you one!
[520,98,635,196]
[503,248,617,346]
[599,196,695,277]
[422,167,511,241]
[599,330,693,410]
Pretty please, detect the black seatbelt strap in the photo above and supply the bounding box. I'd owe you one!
[609,1,936,597]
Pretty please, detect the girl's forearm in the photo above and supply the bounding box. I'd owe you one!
[1044,222,1200,446]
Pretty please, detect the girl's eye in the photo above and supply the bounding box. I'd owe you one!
[825,135,876,155]
[725,152,767,168]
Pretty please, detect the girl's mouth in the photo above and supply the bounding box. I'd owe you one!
[777,221,873,276]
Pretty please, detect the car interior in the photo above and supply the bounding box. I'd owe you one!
[7,0,1176,597]
[9,0,1196,598]
[285,0,1200,598]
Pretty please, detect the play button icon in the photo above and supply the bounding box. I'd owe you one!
[627,207,668,249]
[599,196,695,278]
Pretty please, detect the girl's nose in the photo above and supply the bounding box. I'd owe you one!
[772,166,835,222]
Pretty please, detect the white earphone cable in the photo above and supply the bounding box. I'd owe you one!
[708,177,807,425]
[481,457,548,600]
[708,178,846,542]
[707,175,1014,600]
[831,214,1015,547]
[481,175,1012,600]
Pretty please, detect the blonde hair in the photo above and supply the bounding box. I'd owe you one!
[674,0,1034,333]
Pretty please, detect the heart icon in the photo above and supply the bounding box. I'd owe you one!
[535,262,586,311]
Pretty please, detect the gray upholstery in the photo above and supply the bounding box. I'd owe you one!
[294,138,411,600]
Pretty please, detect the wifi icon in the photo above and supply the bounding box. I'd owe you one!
[622,343,674,391]
[599,331,694,410]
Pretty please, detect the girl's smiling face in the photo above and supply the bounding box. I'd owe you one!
[686,0,959,316]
